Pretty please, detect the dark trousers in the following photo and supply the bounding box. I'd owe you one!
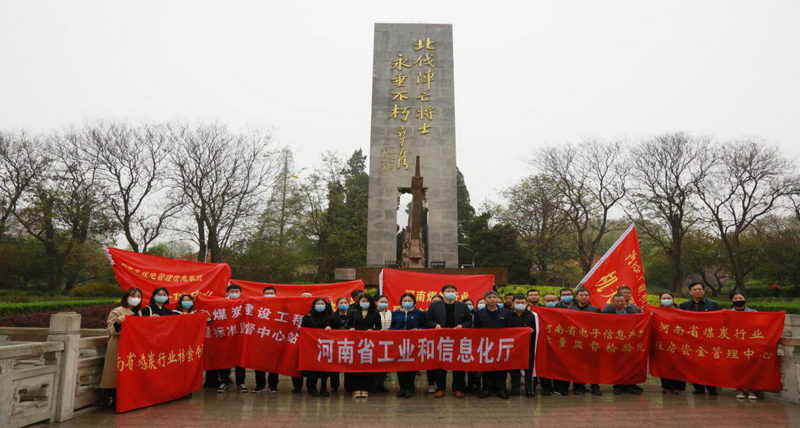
[482,371,508,393]
[426,370,436,386]
[432,369,466,393]
[540,377,553,392]
[467,372,481,392]
[329,373,340,390]
[292,376,303,391]
[218,367,245,385]
[305,372,329,392]
[255,371,279,390]
[553,379,570,394]
[352,373,375,391]
[573,382,600,392]
[509,368,533,392]
[693,383,717,394]
[661,378,686,391]
[398,371,416,391]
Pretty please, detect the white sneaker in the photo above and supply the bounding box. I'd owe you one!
[748,392,757,401]
[427,385,437,394]
[735,390,745,399]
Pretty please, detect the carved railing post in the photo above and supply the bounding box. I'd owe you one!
[47,312,81,422]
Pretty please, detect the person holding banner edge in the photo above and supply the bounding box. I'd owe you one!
[390,292,427,398]
[301,297,342,396]
[99,287,143,409]
[426,284,472,398]
[507,294,536,397]
[141,287,176,317]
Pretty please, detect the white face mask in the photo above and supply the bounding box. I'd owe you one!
[228,292,241,299]
[127,297,141,307]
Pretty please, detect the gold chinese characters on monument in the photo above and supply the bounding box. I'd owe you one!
[384,37,436,172]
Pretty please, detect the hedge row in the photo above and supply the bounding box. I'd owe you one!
[0,299,117,317]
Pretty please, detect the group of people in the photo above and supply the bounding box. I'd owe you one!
[99,280,759,408]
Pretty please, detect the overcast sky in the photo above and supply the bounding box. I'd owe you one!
[2,0,798,209]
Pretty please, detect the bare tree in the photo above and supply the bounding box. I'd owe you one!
[170,124,276,263]
[493,174,569,283]
[625,132,710,293]
[695,138,795,292]
[534,139,627,273]
[0,132,51,238]
[88,122,182,253]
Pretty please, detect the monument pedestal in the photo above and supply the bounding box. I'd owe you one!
[335,267,508,288]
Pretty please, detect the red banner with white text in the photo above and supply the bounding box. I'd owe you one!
[298,328,530,373]
[105,246,231,305]
[230,278,364,301]
[194,295,314,375]
[648,306,784,391]
[533,307,651,385]
[576,224,647,309]
[116,313,206,413]
[380,269,494,311]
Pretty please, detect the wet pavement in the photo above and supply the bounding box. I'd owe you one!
[39,373,800,428]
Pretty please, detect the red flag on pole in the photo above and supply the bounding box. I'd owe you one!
[575,224,647,309]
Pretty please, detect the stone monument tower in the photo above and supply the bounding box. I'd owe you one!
[367,23,458,268]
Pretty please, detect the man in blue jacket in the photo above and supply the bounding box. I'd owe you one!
[426,284,472,398]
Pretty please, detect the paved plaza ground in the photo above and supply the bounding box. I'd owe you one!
[39,374,800,428]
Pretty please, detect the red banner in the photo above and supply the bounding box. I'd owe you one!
[105,246,231,305]
[194,295,314,375]
[648,306,784,391]
[533,307,650,385]
[230,278,364,301]
[380,269,494,310]
[576,224,647,309]
[298,328,530,373]
[116,313,206,413]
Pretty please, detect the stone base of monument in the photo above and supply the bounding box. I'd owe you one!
[334,267,508,288]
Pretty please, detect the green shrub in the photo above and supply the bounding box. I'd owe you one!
[68,282,122,298]
[0,299,118,317]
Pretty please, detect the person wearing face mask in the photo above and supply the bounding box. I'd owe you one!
[658,292,686,395]
[474,290,511,399]
[507,294,536,397]
[730,291,758,400]
[374,295,392,393]
[252,287,280,394]
[390,292,426,398]
[604,293,643,396]
[425,295,444,394]
[538,293,559,396]
[99,288,143,408]
[426,285,473,398]
[217,284,248,393]
[550,288,576,395]
[464,298,475,314]
[466,298,483,394]
[328,296,351,393]
[679,282,721,396]
[542,293,559,308]
[569,288,601,396]
[301,298,341,396]
[141,287,175,317]
[347,293,382,398]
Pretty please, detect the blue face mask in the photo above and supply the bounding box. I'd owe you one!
[359,302,370,309]
[545,301,557,307]
[154,295,168,304]
[497,303,504,309]
[466,304,474,311]
[378,302,389,310]
[315,304,326,313]
[514,303,526,311]
[661,299,674,307]
[561,296,573,303]
[444,291,457,300]
[181,300,193,309]
[402,301,414,309]
[338,303,349,311]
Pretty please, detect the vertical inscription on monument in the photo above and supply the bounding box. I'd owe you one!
[367,23,458,268]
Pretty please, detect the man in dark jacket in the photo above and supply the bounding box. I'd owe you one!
[551,288,576,395]
[601,285,642,314]
[605,293,642,395]
[507,294,536,397]
[679,282,721,396]
[426,284,472,398]
[570,288,601,395]
[473,290,511,399]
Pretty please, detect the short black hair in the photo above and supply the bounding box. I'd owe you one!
[400,292,416,304]
[441,284,457,293]
[513,294,526,301]
[463,298,474,305]
[617,285,632,292]
[484,290,499,299]
[376,294,388,301]
[351,289,363,299]
[527,289,540,295]
[660,292,675,300]
[613,293,626,299]
[559,288,573,295]
[505,293,515,298]
[311,297,332,315]
[356,293,377,312]
[576,288,590,296]
[688,281,704,290]
[729,291,746,301]
[227,284,242,292]
[263,286,276,294]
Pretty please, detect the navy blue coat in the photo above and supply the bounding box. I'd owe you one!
[389,308,426,330]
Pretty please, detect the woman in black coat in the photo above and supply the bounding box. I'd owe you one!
[301,297,341,397]
[346,293,382,399]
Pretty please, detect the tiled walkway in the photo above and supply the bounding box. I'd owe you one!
[40,374,800,427]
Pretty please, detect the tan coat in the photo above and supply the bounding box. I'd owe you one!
[99,306,135,389]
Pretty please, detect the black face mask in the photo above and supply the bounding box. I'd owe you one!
[732,300,746,308]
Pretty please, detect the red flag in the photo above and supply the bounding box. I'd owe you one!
[380,269,494,311]
[194,296,244,370]
[648,306,784,391]
[238,296,314,377]
[230,278,364,301]
[116,312,206,413]
[298,328,530,373]
[576,224,647,309]
[533,307,650,385]
[105,246,231,305]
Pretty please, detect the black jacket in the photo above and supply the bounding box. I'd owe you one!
[346,309,382,330]
[141,303,175,317]
[426,300,473,328]
[507,309,536,329]
[473,307,510,329]
[601,303,642,314]
[679,298,721,312]
[571,303,601,313]
[301,312,341,330]
[333,311,349,329]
